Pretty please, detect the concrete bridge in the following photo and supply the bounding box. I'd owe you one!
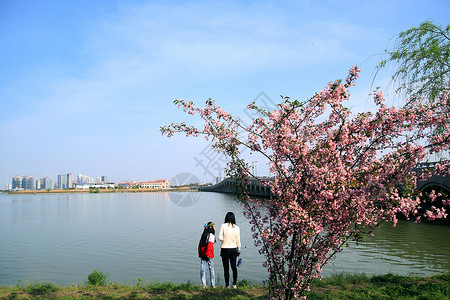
[200,164,449,224]
[415,162,450,197]
[199,177,273,197]
[200,163,449,200]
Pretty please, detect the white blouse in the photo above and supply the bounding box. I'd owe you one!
[218,223,241,249]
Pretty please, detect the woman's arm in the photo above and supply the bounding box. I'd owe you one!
[218,224,224,242]
[236,226,241,249]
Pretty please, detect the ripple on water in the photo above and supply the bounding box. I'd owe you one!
[0,192,448,285]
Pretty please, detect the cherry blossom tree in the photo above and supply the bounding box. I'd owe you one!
[161,66,449,299]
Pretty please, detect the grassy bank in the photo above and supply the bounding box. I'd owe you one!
[0,272,448,299]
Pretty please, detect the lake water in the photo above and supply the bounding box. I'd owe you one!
[0,191,449,286]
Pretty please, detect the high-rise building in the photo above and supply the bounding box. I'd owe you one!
[38,178,44,190]
[56,173,74,189]
[67,173,73,189]
[101,176,107,182]
[22,176,34,190]
[57,174,67,189]
[12,176,22,189]
[44,177,53,190]
[77,174,84,184]
[77,174,94,184]
[37,177,53,190]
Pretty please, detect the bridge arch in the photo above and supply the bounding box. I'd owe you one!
[418,182,449,195]
[415,178,449,222]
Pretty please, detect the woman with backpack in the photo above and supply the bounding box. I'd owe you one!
[198,221,216,289]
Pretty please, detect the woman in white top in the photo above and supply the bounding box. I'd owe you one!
[218,211,241,288]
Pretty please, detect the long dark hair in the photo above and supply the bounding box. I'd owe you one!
[224,212,236,227]
[200,221,215,246]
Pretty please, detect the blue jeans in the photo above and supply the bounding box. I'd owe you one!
[200,258,215,287]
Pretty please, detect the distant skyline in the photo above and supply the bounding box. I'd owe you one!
[1,0,449,188]
[7,172,170,189]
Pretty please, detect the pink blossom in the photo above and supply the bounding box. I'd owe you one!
[160,67,450,299]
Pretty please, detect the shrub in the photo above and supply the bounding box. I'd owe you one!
[238,279,254,287]
[370,273,411,284]
[86,269,109,286]
[24,281,59,294]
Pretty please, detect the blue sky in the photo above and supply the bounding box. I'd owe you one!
[1,0,449,188]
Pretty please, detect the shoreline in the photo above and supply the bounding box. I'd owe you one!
[6,187,198,195]
[0,272,448,299]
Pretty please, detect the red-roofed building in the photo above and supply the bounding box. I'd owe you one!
[117,180,140,189]
[140,179,170,189]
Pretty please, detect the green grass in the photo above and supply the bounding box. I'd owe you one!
[143,280,198,292]
[0,272,448,299]
[307,272,450,300]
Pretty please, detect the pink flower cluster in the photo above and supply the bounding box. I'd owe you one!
[161,66,449,299]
